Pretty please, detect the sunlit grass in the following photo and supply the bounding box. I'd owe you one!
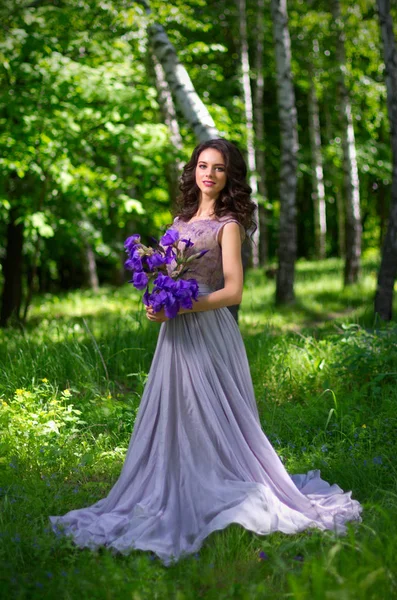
[0,257,396,599]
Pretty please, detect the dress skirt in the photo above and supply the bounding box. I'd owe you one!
[50,284,362,566]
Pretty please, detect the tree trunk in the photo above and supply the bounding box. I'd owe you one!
[0,207,24,327]
[84,242,99,292]
[254,0,269,266]
[148,24,219,142]
[152,53,184,208]
[336,187,346,257]
[331,0,362,285]
[377,184,388,248]
[271,0,299,304]
[375,0,397,320]
[308,52,327,260]
[237,0,260,267]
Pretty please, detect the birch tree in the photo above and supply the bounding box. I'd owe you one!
[271,0,299,304]
[254,0,270,266]
[375,0,397,320]
[152,54,184,207]
[149,22,219,142]
[308,41,327,259]
[331,0,362,285]
[237,0,260,267]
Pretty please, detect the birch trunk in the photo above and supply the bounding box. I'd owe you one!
[152,53,184,207]
[149,23,219,142]
[308,53,327,259]
[336,188,346,257]
[254,0,269,266]
[331,0,362,285]
[84,242,99,292]
[375,0,397,320]
[237,0,260,267]
[271,0,299,304]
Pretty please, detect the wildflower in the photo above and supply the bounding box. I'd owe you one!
[258,551,269,560]
[362,424,367,428]
[373,456,383,465]
[321,445,328,453]
[15,389,25,396]
[63,389,71,397]
[41,378,48,383]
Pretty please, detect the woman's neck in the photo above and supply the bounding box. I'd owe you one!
[195,195,216,218]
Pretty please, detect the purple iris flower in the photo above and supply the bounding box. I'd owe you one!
[160,229,179,247]
[150,289,169,312]
[143,287,151,306]
[164,294,179,319]
[124,234,141,252]
[146,252,166,270]
[125,254,144,272]
[181,237,194,249]
[124,228,204,318]
[165,246,177,264]
[154,273,177,292]
[196,249,209,259]
[178,295,193,310]
[132,271,149,290]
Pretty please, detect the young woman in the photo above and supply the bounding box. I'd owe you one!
[50,139,362,566]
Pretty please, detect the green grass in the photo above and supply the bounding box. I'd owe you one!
[0,256,397,599]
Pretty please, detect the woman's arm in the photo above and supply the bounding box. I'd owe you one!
[146,222,243,322]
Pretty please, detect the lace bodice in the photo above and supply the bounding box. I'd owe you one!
[168,215,244,291]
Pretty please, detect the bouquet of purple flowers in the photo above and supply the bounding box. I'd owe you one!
[124,228,207,319]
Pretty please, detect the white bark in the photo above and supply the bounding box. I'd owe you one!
[237,0,260,267]
[271,0,299,304]
[254,0,269,266]
[332,0,362,285]
[336,188,345,257]
[85,242,99,292]
[308,47,327,259]
[375,0,397,320]
[152,53,184,206]
[149,23,219,142]
[153,54,183,155]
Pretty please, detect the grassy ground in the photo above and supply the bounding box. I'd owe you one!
[0,257,396,599]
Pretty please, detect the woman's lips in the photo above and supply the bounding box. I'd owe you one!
[203,181,215,186]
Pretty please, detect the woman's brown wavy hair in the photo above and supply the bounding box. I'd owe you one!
[175,138,257,234]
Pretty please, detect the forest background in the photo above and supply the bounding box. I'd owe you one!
[1,1,397,599]
[1,0,397,325]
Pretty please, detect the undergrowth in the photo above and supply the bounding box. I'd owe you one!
[0,258,396,599]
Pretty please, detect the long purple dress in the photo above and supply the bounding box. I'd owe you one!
[50,215,362,565]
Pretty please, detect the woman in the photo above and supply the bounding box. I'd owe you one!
[50,139,362,566]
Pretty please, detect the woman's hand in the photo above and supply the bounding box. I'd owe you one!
[145,306,169,323]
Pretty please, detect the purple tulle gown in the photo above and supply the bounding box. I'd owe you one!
[50,215,362,565]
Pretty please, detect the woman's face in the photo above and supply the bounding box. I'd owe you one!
[195,148,227,199]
